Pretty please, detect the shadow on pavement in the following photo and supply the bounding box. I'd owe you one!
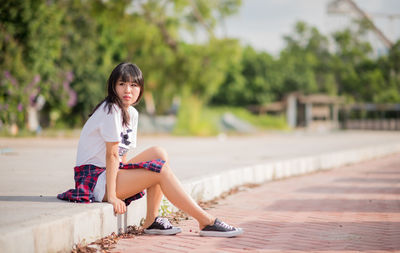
[365,170,400,175]
[219,221,400,251]
[264,199,400,213]
[334,177,400,183]
[0,196,61,202]
[297,186,400,194]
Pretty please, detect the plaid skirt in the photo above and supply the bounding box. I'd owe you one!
[57,159,165,206]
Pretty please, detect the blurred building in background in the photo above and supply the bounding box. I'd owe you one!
[341,103,400,131]
[249,93,343,131]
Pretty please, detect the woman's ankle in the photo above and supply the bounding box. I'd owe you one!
[199,216,215,230]
[142,216,157,228]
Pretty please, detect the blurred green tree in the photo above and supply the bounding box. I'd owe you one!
[374,40,400,103]
[1,0,399,133]
[212,21,335,107]
[330,18,399,103]
[211,46,275,106]
[124,0,243,114]
[277,21,335,98]
[0,0,78,128]
[0,0,243,129]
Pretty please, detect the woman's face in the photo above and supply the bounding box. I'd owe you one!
[115,77,141,109]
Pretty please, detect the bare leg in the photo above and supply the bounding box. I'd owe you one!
[123,146,164,228]
[158,164,215,229]
[142,184,163,228]
[112,146,215,229]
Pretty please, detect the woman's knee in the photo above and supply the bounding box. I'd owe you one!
[160,162,173,177]
[149,146,169,162]
[147,146,172,177]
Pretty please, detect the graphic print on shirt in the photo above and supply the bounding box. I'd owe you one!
[119,129,133,156]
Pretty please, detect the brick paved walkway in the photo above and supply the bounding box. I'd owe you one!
[111,154,400,252]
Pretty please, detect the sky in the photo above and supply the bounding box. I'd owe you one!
[217,0,400,55]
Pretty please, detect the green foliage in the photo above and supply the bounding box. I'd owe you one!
[173,94,219,136]
[210,106,288,130]
[330,19,400,104]
[159,198,172,217]
[229,108,287,130]
[381,41,400,103]
[0,0,244,130]
[174,98,288,136]
[276,21,333,97]
[1,1,399,135]
[212,22,336,106]
[212,19,400,109]
[0,0,79,128]
[211,46,275,106]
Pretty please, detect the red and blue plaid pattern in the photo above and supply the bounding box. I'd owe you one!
[57,159,165,205]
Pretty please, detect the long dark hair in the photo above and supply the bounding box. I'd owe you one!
[89,62,144,127]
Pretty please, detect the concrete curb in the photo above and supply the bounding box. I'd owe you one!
[1,143,400,252]
[183,143,400,204]
[0,198,148,253]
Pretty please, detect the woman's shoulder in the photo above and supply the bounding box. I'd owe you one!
[129,106,139,117]
[100,102,121,115]
[88,102,121,123]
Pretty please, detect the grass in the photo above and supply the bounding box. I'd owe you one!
[173,97,289,136]
[1,104,288,138]
[173,96,220,136]
[0,126,81,138]
[210,106,289,131]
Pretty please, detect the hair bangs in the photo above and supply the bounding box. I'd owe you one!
[89,62,144,126]
[120,65,143,87]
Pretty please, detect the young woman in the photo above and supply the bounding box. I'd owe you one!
[58,62,243,237]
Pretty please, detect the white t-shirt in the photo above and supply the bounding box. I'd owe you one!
[76,102,138,167]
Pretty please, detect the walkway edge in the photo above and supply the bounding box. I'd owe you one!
[1,143,400,252]
[182,143,400,204]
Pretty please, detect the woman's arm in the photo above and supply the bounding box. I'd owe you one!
[121,154,128,164]
[105,142,126,214]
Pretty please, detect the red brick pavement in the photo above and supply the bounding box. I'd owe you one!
[111,154,400,252]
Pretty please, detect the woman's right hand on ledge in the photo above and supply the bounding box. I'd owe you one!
[108,196,127,214]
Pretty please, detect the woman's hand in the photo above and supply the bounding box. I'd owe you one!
[105,142,125,214]
[108,197,126,214]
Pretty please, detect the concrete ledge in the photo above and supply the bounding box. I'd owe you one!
[0,198,147,253]
[1,142,400,252]
[183,143,400,204]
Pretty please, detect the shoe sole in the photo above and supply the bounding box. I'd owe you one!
[199,228,243,237]
[144,227,182,235]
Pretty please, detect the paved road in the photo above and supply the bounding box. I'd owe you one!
[2,131,400,196]
[111,154,400,252]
